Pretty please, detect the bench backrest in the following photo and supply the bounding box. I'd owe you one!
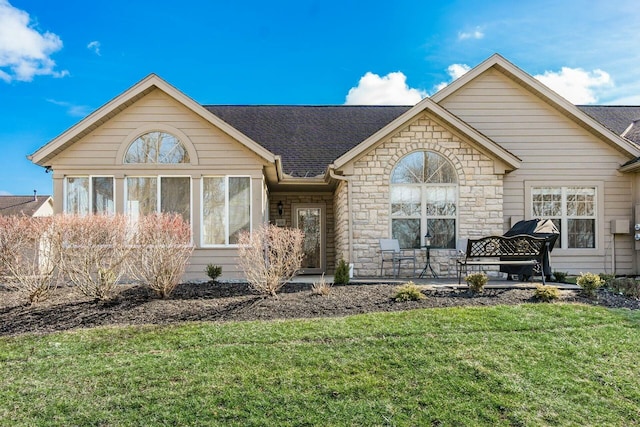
[465,235,547,259]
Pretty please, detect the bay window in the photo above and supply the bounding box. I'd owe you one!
[390,151,457,249]
[202,176,251,245]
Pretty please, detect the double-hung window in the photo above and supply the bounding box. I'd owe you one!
[390,151,457,249]
[532,186,596,249]
[65,176,115,215]
[202,176,251,246]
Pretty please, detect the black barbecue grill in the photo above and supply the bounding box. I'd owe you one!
[501,219,559,280]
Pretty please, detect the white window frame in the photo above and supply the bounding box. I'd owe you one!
[63,175,115,215]
[117,124,199,167]
[123,131,190,164]
[525,181,604,255]
[124,175,193,224]
[390,151,458,249]
[200,175,252,248]
[390,183,458,248]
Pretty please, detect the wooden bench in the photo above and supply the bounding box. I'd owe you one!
[457,235,549,285]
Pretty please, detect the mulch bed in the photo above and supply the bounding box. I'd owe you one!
[1,281,639,337]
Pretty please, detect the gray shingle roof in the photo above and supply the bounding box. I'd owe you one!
[204,105,411,177]
[578,105,640,143]
[203,105,640,177]
[0,195,51,217]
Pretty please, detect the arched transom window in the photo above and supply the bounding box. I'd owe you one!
[390,151,457,249]
[124,131,190,164]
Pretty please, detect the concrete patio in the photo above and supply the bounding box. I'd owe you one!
[291,275,581,290]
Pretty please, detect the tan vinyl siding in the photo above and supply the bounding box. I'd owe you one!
[186,248,242,281]
[440,68,636,275]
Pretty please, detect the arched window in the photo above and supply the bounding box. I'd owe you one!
[390,151,457,249]
[124,131,190,164]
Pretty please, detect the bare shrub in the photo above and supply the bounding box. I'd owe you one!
[54,214,132,300]
[129,213,193,298]
[237,224,304,297]
[0,216,60,304]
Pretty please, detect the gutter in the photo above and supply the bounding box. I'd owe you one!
[619,158,640,174]
[328,167,353,263]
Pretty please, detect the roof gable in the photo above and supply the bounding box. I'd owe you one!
[332,96,521,173]
[431,54,640,158]
[29,74,277,167]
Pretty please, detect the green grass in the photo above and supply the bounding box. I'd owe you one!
[1,304,640,426]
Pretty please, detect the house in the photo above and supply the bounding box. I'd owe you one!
[0,193,54,217]
[28,54,640,280]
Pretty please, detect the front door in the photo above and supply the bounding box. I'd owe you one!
[293,204,325,274]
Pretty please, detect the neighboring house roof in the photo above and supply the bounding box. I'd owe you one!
[205,105,410,177]
[578,106,640,172]
[578,106,640,144]
[0,195,53,217]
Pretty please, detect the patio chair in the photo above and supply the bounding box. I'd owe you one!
[446,238,469,277]
[379,239,417,278]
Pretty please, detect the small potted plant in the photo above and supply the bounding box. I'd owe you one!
[465,272,488,293]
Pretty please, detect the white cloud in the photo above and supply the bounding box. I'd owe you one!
[534,67,612,104]
[87,40,100,56]
[344,71,427,105]
[46,99,91,117]
[0,190,11,195]
[458,27,484,40]
[0,0,67,82]
[607,94,640,105]
[433,63,471,93]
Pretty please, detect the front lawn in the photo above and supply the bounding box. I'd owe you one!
[1,304,639,426]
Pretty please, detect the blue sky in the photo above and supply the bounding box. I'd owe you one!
[1,0,639,195]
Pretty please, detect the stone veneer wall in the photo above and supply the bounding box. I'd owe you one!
[346,112,505,278]
[269,193,336,273]
[333,181,349,264]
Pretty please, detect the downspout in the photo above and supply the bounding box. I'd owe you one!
[329,168,353,263]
